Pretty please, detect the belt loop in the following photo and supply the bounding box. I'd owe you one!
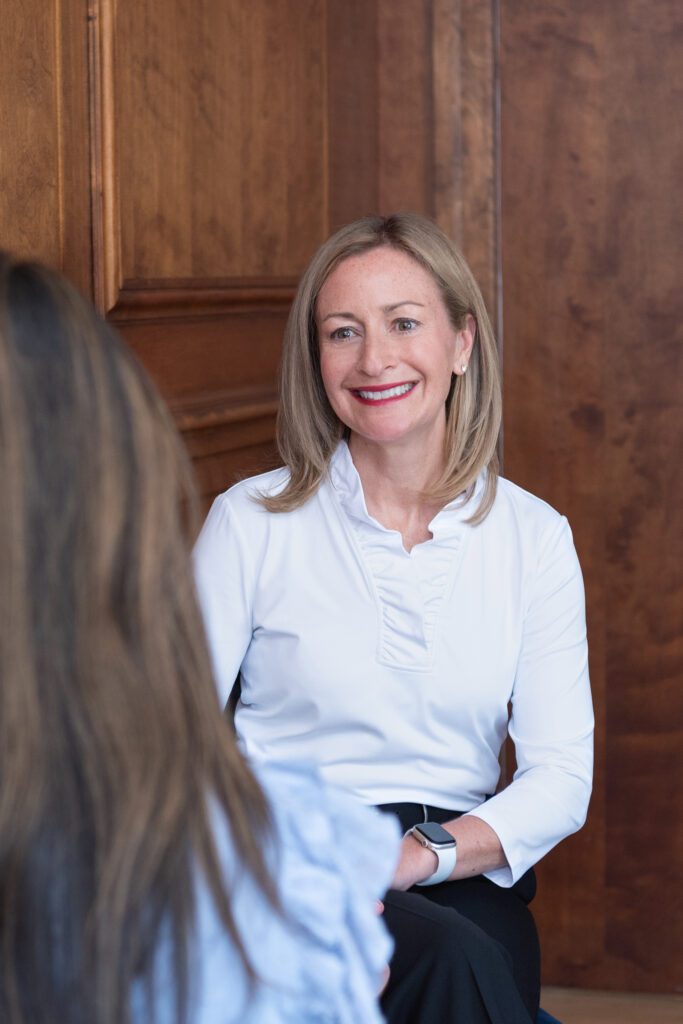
[422,803,428,823]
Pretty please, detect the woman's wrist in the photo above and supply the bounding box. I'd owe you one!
[392,833,439,889]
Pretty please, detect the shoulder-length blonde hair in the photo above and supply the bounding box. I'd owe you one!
[263,212,501,523]
[0,254,273,1024]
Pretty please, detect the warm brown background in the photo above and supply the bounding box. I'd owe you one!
[2,0,681,994]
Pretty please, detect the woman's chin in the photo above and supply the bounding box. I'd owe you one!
[347,423,438,452]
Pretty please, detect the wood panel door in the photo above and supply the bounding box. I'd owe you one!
[3,0,499,508]
[82,0,499,508]
[500,0,683,993]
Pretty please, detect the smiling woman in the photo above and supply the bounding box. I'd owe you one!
[316,246,475,488]
[194,213,594,1024]
[265,214,502,525]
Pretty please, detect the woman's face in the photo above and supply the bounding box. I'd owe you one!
[316,246,474,453]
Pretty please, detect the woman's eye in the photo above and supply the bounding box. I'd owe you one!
[330,326,356,341]
[396,318,418,332]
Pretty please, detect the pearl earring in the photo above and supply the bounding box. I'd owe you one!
[460,364,467,374]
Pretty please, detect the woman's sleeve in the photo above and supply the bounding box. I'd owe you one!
[468,515,594,886]
[193,493,255,708]
[189,763,400,1024]
[255,762,399,1023]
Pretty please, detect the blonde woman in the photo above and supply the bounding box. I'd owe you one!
[195,214,594,1023]
[0,253,397,1024]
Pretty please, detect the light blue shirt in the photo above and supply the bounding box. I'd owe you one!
[134,761,398,1023]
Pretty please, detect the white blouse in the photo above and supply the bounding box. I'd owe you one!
[194,441,594,887]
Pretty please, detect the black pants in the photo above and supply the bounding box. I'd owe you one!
[378,802,539,1024]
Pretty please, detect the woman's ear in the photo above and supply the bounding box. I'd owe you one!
[452,313,476,374]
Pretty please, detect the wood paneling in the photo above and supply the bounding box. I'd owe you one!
[114,1,327,284]
[433,0,499,321]
[500,0,683,993]
[1,1,61,263]
[327,0,499,320]
[85,0,331,477]
[84,0,500,495]
[1,0,91,292]
[326,0,379,227]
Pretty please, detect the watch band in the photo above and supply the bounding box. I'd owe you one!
[409,823,457,886]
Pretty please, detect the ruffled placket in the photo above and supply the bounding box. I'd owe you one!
[328,443,478,673]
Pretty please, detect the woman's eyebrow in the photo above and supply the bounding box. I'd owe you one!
[382,301,425,313]
[320,310,362,323]
[321,300,425,323]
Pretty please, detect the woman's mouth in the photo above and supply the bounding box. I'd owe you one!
[351,382,417,405]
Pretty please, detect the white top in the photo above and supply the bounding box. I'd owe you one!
[136,761,398,1023]
[194,441,594,887]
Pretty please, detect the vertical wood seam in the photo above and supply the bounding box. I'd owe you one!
[87,0,120,313]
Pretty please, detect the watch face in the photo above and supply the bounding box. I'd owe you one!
[414,822,455,848]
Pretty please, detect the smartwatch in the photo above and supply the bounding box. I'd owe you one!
[408,821,457,886]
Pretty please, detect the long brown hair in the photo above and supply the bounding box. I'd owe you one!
[265,212,502,522]
[0,254,272,1024]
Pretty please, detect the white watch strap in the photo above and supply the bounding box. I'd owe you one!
[416,840,457,886]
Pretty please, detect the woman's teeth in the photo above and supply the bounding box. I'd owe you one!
[356,383,415,400]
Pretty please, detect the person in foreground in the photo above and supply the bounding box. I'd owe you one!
[0,252,398,1024]
[195,213,595,1023]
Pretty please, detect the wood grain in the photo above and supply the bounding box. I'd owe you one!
[500,0,683,993]
[0,0,60,264]
[542,987,683,1024]
[376,0,433,215]
[1,0,90,293]
[326,0,379,230]
[451,0,498,324]
[113,0,327,286]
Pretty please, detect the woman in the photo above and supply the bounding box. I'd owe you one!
[194,213,594,1023]
[0,253,397,1024]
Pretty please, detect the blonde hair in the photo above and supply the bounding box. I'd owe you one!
[0,254,273,1024]
[264,213,501,522]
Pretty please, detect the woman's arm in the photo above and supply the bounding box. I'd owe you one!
[394,513,593,891]
[392,815,506,890]
[465,514,594,887]
[193,492,255,707]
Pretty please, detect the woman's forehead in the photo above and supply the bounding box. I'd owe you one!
[317,247,442,316]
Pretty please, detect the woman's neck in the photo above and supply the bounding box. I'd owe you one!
[347,434,447,551]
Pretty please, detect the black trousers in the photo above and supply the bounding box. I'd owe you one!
[378,802,539,1024]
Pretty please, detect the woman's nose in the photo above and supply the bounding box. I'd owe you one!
[357,330,396,377]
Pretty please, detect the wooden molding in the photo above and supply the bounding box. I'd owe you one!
[169,386,279,434]
[88,0,121,314]
[107,278,297,322]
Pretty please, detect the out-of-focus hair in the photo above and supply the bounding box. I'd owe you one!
[0,253,272,1024]
[263,212,501,522]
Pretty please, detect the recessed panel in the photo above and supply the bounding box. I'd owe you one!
[116,0,327,281]
[1,2,60,264]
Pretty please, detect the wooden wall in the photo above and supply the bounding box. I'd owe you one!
[2,0,681,994]
[500,0,683,994]
[2,0,498,510]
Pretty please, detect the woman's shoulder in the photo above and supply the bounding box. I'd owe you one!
[206,463,335,541]
[215,465,292,511]
[490,477,583,583]
[493,475,568,535]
